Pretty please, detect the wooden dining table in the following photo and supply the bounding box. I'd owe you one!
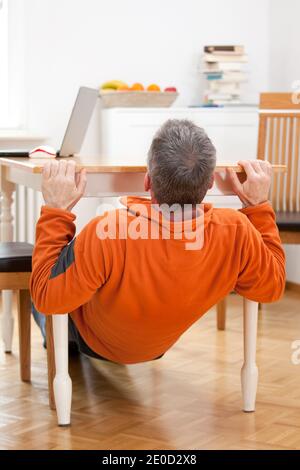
[0,156,286,196]
[0,156,287,425]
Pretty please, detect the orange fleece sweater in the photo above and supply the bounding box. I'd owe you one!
[30,197,285,364]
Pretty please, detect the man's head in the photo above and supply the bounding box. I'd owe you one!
[145,119,216,206]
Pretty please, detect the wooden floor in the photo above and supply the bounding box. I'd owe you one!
[0,291,300,450]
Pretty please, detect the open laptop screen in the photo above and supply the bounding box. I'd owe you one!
[59,87,99,157]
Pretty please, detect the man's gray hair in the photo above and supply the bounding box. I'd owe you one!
[147,119,216,206]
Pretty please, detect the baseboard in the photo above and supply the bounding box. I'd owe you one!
[286,281,300,294]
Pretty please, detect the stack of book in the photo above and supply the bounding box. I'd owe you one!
[202,45,248,105]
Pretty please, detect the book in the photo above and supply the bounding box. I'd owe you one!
[205,73,223,80]
[202,44,248,105]
[204,53,248,63]
[204,71,247,82]
[207,83,242,95]
[204,92,241,101]
[204,45,244,54]
[211,99,242,105]
[204,62,244,72]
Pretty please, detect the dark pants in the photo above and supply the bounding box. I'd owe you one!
[32,304,110,360]
[32,305,164,362]
[68,316,110,360]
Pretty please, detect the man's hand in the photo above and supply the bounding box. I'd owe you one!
[227,160,272,207]
[42,160,87,212]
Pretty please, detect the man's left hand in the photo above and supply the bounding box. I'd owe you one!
[42,160,87,212]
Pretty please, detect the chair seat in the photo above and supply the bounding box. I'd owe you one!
[0,242,33,273]
[276,212,300,232]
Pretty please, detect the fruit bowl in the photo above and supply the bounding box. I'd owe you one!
[99,90,179,108]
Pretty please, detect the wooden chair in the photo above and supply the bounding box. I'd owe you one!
[0,241,69,419]
[0,242,33,382]
[217,92,300,330]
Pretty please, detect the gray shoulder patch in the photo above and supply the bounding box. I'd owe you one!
[50,238,75,279]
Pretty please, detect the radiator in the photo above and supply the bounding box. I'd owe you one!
[14,186,43,244]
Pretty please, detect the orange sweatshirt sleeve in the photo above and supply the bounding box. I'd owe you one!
[30,206,112,314]
[235,202,286,302]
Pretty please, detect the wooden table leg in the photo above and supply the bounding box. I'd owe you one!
[241,298,258,412]
[217,298,227,331]
[46,316,56,410]
[17,289,31,382]
[52,314,72,426]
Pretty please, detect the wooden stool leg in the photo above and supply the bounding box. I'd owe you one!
[46,316,56,410]
[241,298,258,412]
[53,314,72,426]
[17,290,31,382]
[217,298,227,330]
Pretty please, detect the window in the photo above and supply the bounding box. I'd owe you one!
[0,0,9,127]
[0,0,25,129]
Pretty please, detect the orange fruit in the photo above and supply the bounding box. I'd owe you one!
[147,84,161,92]
[131,83,144,91]
[117,85,130,91]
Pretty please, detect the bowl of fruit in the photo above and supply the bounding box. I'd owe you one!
[99,81,179,108]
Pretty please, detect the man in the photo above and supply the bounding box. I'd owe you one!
[30,119,285,364]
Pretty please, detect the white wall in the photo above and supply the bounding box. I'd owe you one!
[270,0,300,283]
[22,0,271,151]
[18,0,271,228]
[270,0,300,92]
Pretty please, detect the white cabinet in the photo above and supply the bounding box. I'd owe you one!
[99,107,259,166]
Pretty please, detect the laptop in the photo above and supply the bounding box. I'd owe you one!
[0,86,99,158]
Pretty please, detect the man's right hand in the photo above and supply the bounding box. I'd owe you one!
[42,160,87,212]
[227,160,272,207]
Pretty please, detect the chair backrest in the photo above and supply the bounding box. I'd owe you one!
[258,93,300,212]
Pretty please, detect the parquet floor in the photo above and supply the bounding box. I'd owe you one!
[0,291,300,450]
